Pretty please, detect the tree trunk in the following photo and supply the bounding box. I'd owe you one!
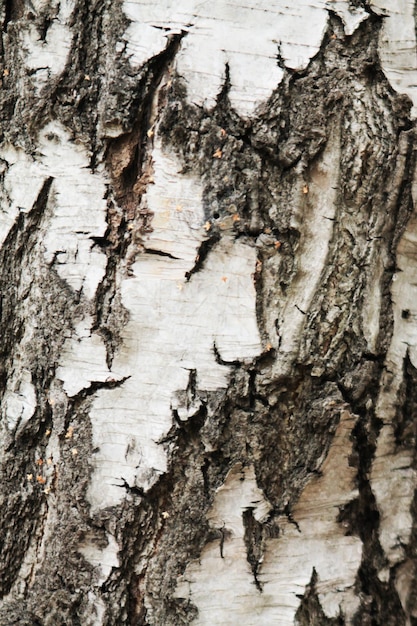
[1,1,417,624]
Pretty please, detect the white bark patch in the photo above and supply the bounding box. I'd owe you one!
[176,410,361,625]
[87,144,262,511]
[0,146,45,245]
[372,426,416,566]
[78,533,120,585]
[371,0,417,117]
[122,1,368,117]
[19,0,73,88]
[371,164,417,567]
[145,139,206,264]
[0,123,107,300]
[84,593,106,626]
[175,464,272,625]
[327,0,368,35]
[207,463,273,533]
[56,318,112,397]
[2,370,36,434]
[38,124,108,299]
[361,248,385,354]
[123,1,417,119]
[395,559,417,625]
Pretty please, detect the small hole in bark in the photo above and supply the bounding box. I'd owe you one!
[213,212,220,219]
[402,309,410,319]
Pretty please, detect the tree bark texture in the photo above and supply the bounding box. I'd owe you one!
[1,1,417,625]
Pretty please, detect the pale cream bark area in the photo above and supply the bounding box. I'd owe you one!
[20,0,73,83]
[0,122,108,438]
[174,465,273,626]
[371,0,417,117]
[120,0,417,118]
[0,122,108,299]
[0,149,41,243]
[123,0,370,116]
[371,163,417,573]
[86,141,262,511]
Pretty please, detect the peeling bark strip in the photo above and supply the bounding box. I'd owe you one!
[1,1,417,625]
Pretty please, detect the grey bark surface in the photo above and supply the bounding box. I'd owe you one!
[0,1,417,625]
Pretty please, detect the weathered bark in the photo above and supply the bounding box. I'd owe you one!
[1,1,417,625]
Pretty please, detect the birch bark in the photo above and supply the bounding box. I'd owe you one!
[1,1,417,625]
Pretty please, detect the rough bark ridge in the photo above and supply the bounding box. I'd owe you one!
[0,1,417,625]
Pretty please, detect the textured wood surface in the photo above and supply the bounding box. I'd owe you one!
[0,1,417,625]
